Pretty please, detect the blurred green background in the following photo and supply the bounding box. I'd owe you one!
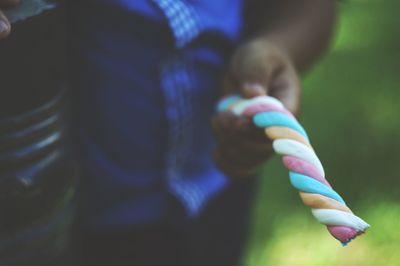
[244,0,400,265]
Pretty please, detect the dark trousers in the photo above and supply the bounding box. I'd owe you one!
[78,179,256,266]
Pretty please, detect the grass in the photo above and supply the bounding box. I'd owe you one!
[244,1,400,265]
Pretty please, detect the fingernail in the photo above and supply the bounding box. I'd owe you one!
[0,20,9,33]
[242,83,267,97]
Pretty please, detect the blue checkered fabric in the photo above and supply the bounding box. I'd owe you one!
[152,0,202,48]
[159,56,206,216]
[68,0,244,226]
[153,0,228,216]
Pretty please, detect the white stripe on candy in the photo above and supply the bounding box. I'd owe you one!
[216,94,369,245]
[273,139,325,178]
[231,96,284,116]
[312,209,370,232]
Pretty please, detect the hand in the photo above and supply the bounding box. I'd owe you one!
[0,0,19,39]
[212,38,301,179]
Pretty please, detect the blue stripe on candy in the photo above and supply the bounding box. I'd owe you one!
[217,95,242,112]
[289,172,346,205]
[253,112,309,140]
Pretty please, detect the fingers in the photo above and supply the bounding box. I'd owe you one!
[0,10,11,39]
[213,150,261,179]
[0,0,19,39]
[212,110,266,144]
[268,63,301,117]
[214,40,303,178]
[0,0,19,40]
[212,110,274,178]
[214,122,273,163]
[216,140,272,167]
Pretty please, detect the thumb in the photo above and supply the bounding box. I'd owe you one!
[268,66,301,116]
[240,83,267,99]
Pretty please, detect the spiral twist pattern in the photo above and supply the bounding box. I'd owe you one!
[217,95,369,245]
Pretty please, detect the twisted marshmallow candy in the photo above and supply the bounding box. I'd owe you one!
[217,95,370,245]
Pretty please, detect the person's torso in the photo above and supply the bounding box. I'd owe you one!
[68,0,244,228]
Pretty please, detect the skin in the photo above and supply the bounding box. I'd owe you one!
[212,0,337,178]
[0,0,18,39]
[0,0,337,179]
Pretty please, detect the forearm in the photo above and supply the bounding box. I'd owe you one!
[245,0,337,72]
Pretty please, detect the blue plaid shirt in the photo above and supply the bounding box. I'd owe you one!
[69,0,244,229]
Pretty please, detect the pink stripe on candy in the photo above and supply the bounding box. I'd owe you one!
[242,102,295,119]
[327,226,359,245]
[282,156,332,188]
